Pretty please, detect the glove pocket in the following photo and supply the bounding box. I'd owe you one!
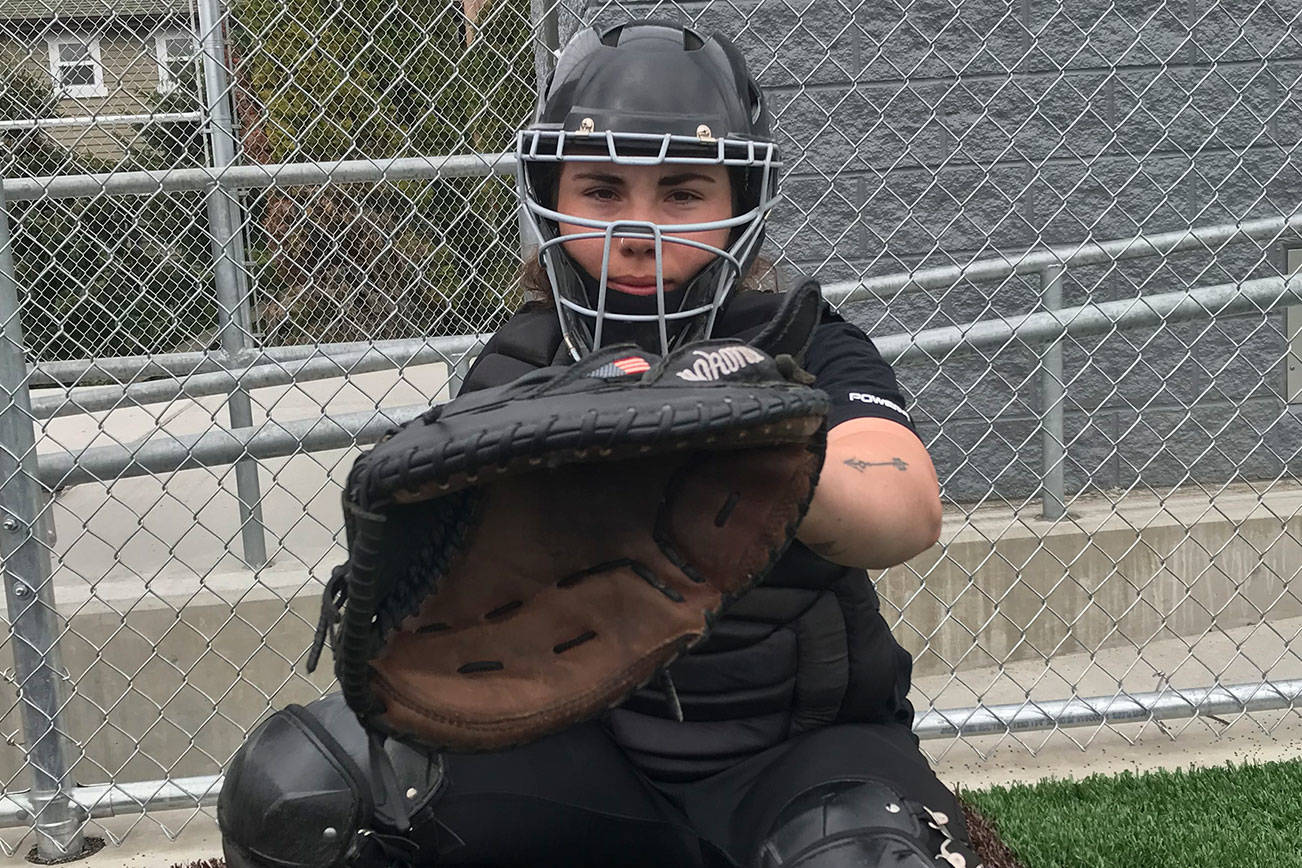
[367,462,731,753]
[656,441,824,597]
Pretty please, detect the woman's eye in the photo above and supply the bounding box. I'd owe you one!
[668,190,702,203]
[586,188,618,201]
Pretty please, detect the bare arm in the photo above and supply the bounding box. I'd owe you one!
[796,417,942,569]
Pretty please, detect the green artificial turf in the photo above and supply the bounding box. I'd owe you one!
[963,758,1302,868]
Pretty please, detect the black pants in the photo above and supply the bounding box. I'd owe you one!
[411,717,966,867]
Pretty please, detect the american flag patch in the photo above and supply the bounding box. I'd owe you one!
[586,355,652,378]
[613,356,651,374]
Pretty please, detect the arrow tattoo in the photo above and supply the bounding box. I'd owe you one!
[844,457,908,472]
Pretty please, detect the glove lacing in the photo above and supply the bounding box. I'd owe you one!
[307,564,349,674]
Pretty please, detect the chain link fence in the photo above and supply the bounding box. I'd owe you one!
[0,0,1299,857]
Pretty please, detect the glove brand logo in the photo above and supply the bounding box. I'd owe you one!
[848,392,908,418]
[675,346,767,381]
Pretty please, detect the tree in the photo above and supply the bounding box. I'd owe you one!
[131,66,208,170]
[2,67,216,361]
[230,0,536,343]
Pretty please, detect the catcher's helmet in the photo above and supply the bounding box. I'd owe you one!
[517,20,780,359]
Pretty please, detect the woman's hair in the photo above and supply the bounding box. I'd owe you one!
[518,253,785,306]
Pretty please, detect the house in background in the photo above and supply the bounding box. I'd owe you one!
[0,0,199,160]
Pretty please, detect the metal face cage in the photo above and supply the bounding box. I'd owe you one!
[516,128,782,358]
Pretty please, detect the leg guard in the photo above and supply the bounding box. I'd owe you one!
[757,780,981,868]
[219,694,445,868]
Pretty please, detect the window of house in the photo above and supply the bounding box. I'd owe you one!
[47,35,106,98]
[155,30,198,94]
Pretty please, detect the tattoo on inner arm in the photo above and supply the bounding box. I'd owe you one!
[844,457,909,472]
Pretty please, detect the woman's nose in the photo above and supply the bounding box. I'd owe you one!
[610,210,658,256]
[618,232,656,256]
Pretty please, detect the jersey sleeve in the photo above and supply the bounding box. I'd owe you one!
[803,308,917,435]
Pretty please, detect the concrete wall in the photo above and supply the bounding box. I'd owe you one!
[891,481,1302,678]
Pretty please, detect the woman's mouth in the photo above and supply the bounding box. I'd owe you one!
[607,278,669,296]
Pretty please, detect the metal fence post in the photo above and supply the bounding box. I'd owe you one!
[0,176,85,859]
[198,0,268,568]
[1040,265,1067,520]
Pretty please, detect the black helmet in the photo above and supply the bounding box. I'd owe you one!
[516,19,780,358]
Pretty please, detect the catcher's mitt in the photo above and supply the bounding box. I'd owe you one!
[308,288,830,753]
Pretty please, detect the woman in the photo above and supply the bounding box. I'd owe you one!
[219,20,980,868]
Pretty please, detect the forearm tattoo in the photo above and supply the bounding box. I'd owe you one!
[844,456,908,472]
[804,457,910,559]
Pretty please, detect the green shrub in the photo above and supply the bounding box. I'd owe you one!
[233,0,535,342]
[131,68,207,169]
[2,67,216,361]
[0,55,57,123]
[9,188,217,361]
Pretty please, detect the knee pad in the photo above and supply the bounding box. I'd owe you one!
[757,780,980,868]
[219,696,445,868]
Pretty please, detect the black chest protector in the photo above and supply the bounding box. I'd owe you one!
[461,286,916,783]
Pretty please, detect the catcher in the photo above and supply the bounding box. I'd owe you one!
[218,20,982,868]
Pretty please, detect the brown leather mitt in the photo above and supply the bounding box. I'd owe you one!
[308,290,830,754]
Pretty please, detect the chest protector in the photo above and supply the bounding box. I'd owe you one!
[461,284,916,783]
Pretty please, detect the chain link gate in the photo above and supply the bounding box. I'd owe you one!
[0,0,1299,857]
